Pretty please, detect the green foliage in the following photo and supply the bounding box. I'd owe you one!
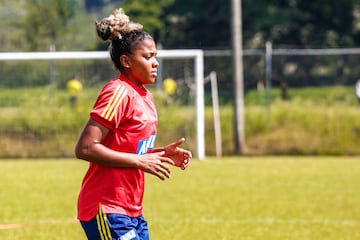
[0,157,359,239]
[1,0,360,52]
[159,0,231,48]
[22,0,78,51]
[245,101,360,155]
[1,86,360,157]
[0,87,97,157]
[121,0,174,35]
[243,0,357,48]
[0,1,25,51]
[245,85,358,105]
[242,86,360,155]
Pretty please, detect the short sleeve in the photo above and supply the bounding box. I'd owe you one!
[90,80,129,130]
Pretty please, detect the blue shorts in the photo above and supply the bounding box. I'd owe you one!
[80,207,149,240]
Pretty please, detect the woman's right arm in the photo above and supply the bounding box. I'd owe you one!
[75,119,174,180]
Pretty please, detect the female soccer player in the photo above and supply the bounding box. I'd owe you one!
[75,8,192,240]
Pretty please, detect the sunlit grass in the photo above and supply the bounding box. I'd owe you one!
[1,157,358,239]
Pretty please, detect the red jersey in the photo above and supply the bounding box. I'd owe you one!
[77,74,158,221]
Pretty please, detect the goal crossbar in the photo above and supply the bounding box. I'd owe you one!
[0,50,202,60]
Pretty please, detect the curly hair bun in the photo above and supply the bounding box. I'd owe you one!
[95,8,143,41]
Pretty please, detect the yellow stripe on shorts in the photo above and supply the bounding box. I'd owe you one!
[96,205,112,240]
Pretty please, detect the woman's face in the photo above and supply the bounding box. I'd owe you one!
[124,38,159,86]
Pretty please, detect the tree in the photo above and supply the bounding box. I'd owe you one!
[243,0,356,48]
[121,0,174,39]
[22,0,77,51]
[159,0,231,49]
[85,0,105,12]
[0,1,25,51]
[157,0,358,49]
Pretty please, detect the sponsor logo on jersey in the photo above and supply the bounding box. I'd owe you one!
[136,134,156,155]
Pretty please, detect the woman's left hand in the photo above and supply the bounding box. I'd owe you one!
[163,138,192,170]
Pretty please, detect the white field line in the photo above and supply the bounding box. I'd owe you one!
[1,217,358,230]
[0,217,78,230]
[156,217,359,226]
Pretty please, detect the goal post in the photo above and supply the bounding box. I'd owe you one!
[0,50,206,160]
[157,50,205,160]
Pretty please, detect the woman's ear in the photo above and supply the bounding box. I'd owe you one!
[120,55,131,68]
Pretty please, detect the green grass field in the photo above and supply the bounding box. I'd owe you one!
[1,157,360,240]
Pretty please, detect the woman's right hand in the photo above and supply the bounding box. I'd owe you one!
[136,151,175,180]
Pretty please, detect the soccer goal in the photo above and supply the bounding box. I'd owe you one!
[0,50,205,160]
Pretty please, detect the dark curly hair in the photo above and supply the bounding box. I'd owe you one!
[95,8,153,71]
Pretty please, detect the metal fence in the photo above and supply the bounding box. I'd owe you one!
[204,46,360,104]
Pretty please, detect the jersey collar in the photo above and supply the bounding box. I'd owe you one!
[118,74,148,96]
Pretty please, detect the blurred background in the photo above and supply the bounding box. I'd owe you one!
[1,0,360,157]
